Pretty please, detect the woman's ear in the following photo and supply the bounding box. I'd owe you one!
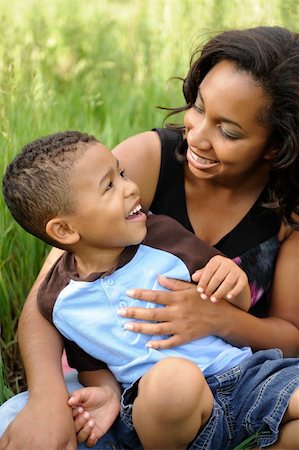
[264,144,278,161]
[46,218,80,246]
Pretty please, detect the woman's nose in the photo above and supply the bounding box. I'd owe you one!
[187,125,212,151]
[185,110,212,151]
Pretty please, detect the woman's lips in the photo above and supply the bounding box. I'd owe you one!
[186,148,219,169]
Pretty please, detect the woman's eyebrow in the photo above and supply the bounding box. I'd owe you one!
[197,88,244,131]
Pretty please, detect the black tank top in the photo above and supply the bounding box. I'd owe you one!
[150,128,281,316]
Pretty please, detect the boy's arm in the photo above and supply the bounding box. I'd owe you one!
[0,247,77,450]
[192,255,251,311]
[68,370,121,447]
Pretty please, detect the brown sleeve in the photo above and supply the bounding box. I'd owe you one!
[64,338,107,371]
[37,254,70,324]
[144,214,222,275]
[37,255,107,371]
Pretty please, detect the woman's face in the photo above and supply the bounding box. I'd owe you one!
[184,60,274,184]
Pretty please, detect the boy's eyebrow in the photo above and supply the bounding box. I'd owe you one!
[196,88,244,131]
[99,158,120,186]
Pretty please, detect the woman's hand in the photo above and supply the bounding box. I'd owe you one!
[0,394,76,450]
[118,276,226,349]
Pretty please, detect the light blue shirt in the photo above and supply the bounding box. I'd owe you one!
[52,243,252,388]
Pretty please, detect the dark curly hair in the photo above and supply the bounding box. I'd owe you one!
[2,130,98,248]
[166,26,299,229]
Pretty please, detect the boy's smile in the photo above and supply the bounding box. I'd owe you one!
[66,142,147,273]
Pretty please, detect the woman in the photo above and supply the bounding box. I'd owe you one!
[1,26,299,450]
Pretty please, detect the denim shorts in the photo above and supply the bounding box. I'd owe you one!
[113,349,299,450]
[1,349,298,449]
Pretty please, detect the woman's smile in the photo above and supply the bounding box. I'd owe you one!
[186,147,219,170]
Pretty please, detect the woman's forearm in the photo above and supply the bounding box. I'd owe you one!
[18,247,66,395]
[217,301,299,357]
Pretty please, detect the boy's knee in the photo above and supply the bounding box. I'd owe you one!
[284,387,299,422]
[137,357,209,419]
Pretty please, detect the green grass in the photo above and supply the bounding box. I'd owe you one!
[1,0,299,406]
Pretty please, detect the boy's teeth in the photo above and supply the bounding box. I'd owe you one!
[128,205,141,216]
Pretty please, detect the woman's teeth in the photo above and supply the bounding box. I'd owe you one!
[190,150,217,164]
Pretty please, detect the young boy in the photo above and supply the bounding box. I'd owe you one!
[2,131,299,450]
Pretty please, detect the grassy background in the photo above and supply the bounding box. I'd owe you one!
[1,0,299,403]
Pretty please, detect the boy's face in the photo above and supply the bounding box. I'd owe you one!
[69,142,147,250]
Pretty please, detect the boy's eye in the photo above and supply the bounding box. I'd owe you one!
[106,181,113,191]
[120,169,126,178]
[193,103,204,114]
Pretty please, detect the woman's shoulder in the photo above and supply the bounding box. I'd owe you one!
[277,213,299,243]
[112,131,162,211]
[113,129,184,211]
[153,127,183,145]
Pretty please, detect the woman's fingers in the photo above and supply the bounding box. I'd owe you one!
[123,320,173,336]
[125,278,194,305]
[156,276,194,292]
[76,420,95,444]
[73,411,92,434]
[118,305,170,322]
[146,334,183,349]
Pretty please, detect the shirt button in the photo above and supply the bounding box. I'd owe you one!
[118,301,127,309]
[107,278,115,286]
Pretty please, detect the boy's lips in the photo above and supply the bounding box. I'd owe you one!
[126,203,146,222]
[126,204,142,218]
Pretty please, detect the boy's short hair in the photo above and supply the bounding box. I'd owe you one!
[2,130,97,247]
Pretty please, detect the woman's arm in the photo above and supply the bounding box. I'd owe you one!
[18,247,65,392]
[0,247,78,450]
[220,227,299,355]
[117,229,299,356]
[113,132,299,355]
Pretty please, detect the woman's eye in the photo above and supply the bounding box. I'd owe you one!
[220,127,240,140]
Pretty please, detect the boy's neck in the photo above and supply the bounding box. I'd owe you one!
[73,246,125,279]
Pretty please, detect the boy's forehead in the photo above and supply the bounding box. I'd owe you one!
[78,141,117,169]
[88,141,110,153]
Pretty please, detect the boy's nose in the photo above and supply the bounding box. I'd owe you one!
[123,178,139,197]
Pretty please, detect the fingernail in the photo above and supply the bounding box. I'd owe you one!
[210,296,217,303]
[197,286,204,293]
[84,412,90,419]
[117,309,127,316]
[146,342,153,348]
[124,323,134,330]
[201,293,208,300]
[226,293,232,299]
[126,289,134,296]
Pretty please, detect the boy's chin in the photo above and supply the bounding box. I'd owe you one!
[130,227,147,245]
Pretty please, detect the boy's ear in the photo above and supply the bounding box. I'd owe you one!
[46,218,80,246]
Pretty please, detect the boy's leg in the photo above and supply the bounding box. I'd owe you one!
[266,387,299,449]
[132,357,213,450]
